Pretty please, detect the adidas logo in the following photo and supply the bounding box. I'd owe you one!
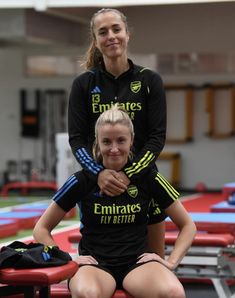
[91,86,101,93]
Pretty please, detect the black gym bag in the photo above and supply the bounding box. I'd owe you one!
[0,241,71,269]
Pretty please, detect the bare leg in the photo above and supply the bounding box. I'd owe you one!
[69,265,116,298]
[123,262,185,298]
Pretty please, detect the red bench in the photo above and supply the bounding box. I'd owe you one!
[68,230,235,247]
[1,232,234,298]
[1,181,57,197]
[0,261,78,298]
[165,231,235,246]
[0,261,132,298]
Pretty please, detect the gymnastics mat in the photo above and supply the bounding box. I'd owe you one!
[0,211,42,229]
[210,201,235,212]
[181,193,225,212]
[166,212,235,235]
[12,204,77,219]
[12,203,49,214]
[0,219,19,238]
[222,182,235,197]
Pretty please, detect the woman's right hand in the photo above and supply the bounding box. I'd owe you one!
[98,169,128,196]
[74,255,98,265]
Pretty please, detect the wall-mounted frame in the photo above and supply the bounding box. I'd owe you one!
[205,83,235,138]
[24,55,81,77]
[165,84,194,143]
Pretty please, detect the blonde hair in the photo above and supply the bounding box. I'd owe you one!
[82,8,129,70]
[93,104,134,162]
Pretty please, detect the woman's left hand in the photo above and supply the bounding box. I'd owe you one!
[136,253,176,271]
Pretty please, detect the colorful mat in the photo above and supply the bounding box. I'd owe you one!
[210,201,235,212]
[0,219,19,238]
[0,211,42,229]
[166,212,235,234]
[182,193,226,212]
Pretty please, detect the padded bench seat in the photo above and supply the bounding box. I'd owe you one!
[0,262,132,298]
[67,232,82,244]
[68,230,235,247]
[165,231,234,246]
[0,261,78,298]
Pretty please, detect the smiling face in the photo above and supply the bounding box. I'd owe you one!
[93,11,129,61]
[97,123,133,171]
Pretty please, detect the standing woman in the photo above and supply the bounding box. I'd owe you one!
[68,8,167,255]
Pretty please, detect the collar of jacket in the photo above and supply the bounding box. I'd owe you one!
[97,59,136,79]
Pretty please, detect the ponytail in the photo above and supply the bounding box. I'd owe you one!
[83,41,103,70]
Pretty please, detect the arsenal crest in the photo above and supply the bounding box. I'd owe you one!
[130,81,141,93]
[127,185,138,198]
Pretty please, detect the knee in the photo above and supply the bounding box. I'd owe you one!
[71,285,102,298]
[161,281,185,298]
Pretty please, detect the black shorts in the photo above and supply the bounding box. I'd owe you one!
[80,259,155,289]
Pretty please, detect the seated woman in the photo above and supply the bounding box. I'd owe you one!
[33,105,196,298]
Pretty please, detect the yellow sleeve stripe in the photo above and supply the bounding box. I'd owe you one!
[125,151,153,174]
[128,155,155,177]
[155,173,179,201]
[125,151,154,178]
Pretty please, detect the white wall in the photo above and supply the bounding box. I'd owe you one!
[0,3,234,190]
[162,88,235,190]
[0,46,77,183]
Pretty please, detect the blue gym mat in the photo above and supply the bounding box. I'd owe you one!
[0,211,42,219]
[210,201,235,212]
[0,219,17,225]
[13,203,49,211]
[166,212,235,223]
